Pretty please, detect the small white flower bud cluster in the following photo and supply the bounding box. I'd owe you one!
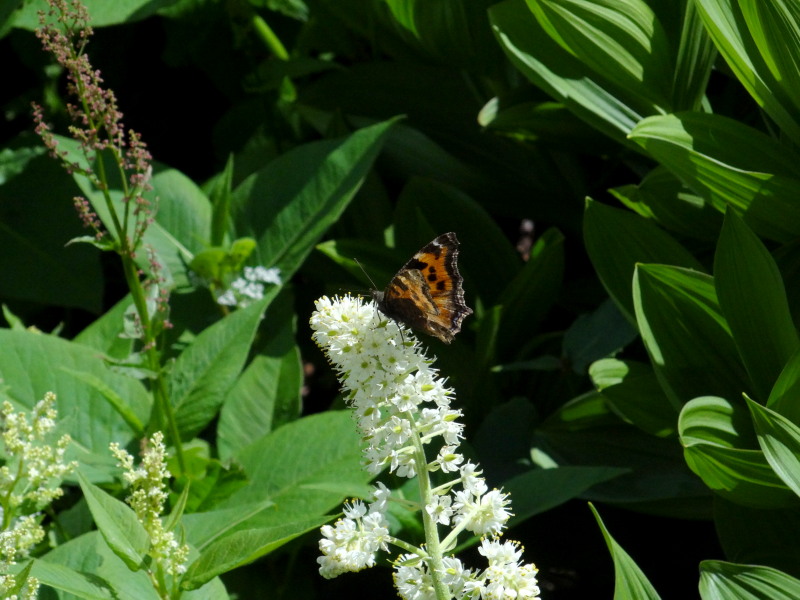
[310,295,540,599]
[216,266,281,308]
[110,432,189,577]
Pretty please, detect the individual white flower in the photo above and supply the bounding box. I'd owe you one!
[435,445,464,473]
[453,489,511,537]
[460,462,488,497]
[425,493,454,526]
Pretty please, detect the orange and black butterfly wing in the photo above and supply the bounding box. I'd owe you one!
[377,232,473,343]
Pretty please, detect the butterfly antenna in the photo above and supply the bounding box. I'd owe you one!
[353,257,378,290]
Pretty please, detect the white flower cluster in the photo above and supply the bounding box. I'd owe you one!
[0,392,77,600]
[310,295,540,599]
[110,432,189,577]
[216,266,281,308]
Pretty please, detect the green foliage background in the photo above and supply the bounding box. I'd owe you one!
[3,0,800,598]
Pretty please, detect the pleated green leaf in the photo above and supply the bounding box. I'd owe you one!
[630,112,800,242]
[634,264,750,407]
[700,560,800,600]
[679,396,796,508]
[584,199,703,321]
[746,396,800,499]
[526,0,673,108]
[693,0,800,144]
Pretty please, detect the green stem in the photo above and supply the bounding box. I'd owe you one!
[408,412,451,600]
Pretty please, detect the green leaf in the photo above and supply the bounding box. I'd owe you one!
[490,0,656,145]
[496,228,565,356]
[504,466,626,524]
[629,112,800,242]
[589,503,662,599]
[715,211,799,401]
[60,368,145,437]
[0,330,150,457]
[9,0,169,30]
[746,396,800,499]
[609,166,723,241]
[170,292,276,441]
[634,264,749,407]
[678,396,796,508]
[700,560,800,600]
[768,347,800,425]
[73,294,134,360]
[218,411,370,526]
[217,348,302,461]
[181,517,330,590]
[39,530,228,599]
[77,471,149,572]
[584,199,703,321]
[0,146,103,312]
[232,118,397,282]
[29,558,117,600]
[693,0,800,144]
[526,0,673,108]
[564,300,638,374]
[671,1,717,111]
[590,358,677,436]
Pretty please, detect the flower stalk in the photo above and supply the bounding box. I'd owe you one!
[310,295,540,600]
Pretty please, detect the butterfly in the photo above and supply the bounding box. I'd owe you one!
[372,232,473,343]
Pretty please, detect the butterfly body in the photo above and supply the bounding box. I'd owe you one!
[372,232,472,343]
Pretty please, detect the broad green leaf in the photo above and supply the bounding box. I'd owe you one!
[630,112,800,242]
[679,397,796,508]
[746,396,800,499]
[0,330,150,455]
[182,500,276,550]
[590,503,662,599]
[590,358,676,436]
[634,264,749,407]
[693,0,800,144]
[9,0,170,30]
[564,300,638,375]
[28,559,115,600]
[170,293,276,441]
[218,411,370,527]
[232,118,397,282]
[0,146,102,312]
[40,530,227,599]
[181,518,330,590]
[584,199,703,321]
[73,294,134,360]
[77,471,148,571]
[526,0,673,108]
[700,560,800,599]
[490,0,654,145]
[504,466,626,524]
[715,211,799,401]
[60,368,145,437]
[609,166,723,241]
[217,346,302,461]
